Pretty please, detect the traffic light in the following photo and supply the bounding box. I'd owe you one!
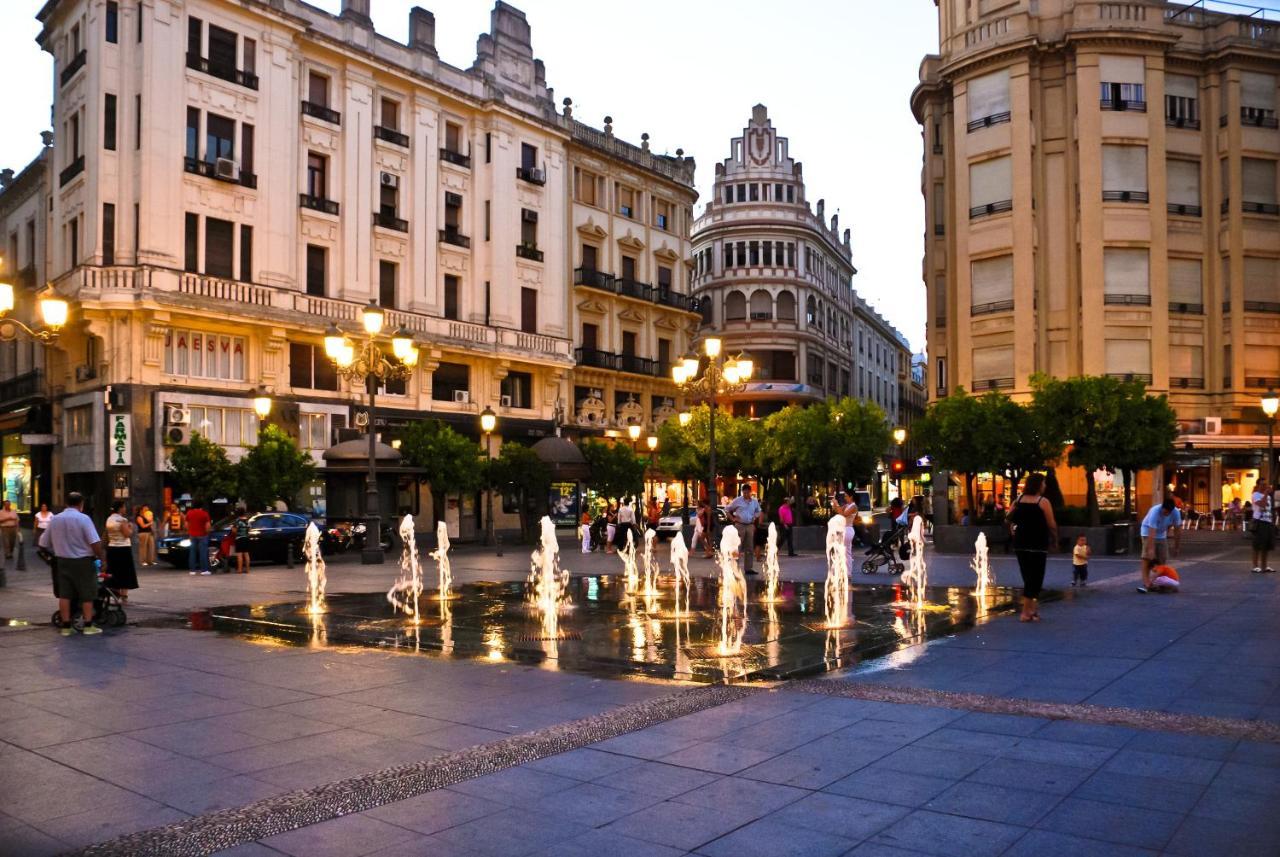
[891,459,905,475]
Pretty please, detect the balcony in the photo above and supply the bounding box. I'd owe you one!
[1100,98,1145,112]
[60,49,86,87]
[575,348,618,371]
[936,386,948,397]
[301,101,341,125]
[971,299,1014,316]
[934,224,945,236]
[1169,302,1203,315]
[1170,377,1205,389]
[974,377,1014,390]
[1167,203,1201,217]
[1244,301,1280,314]
[59,156,85,188]
[616,278,653,301]
[574,268,615,294]
[0,370,43,406]
[969,199,1012,219]
[1247,376,1280,388]
[655,289,694,312]
[966,111,1010,132]
[517,166,546,185]
[374,125,410,147]
[439,148,470,168]
[1104,294,1151,306]
[439,227,470,248]
[1105,373,1154,384]
[373,211,408,232]
[299,194,339,215]
[516,243,544,262]
[183,156,257,189]
[1241,108,1279,128]
[1102,190,1149,203]
[1166,115,1200,130]
[1243,200,1280,215]
[185,53,258,90]
[750,311,773,321]
[618,354,656,376]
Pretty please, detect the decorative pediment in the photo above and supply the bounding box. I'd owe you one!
[301,218,337,241]
[576,219,608,241]
[618,307,646,324]
[653,246,680,263]
[374,235,406,258]
[653,315,679,331]
[617,233,645,252]
[616,395,645,426]
[516,263,542,285]
[440,250,469,273]
[576,299,608,316]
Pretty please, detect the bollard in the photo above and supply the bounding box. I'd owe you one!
[286,541,294,569]
[495,533,503,557]
[15,530,25,571]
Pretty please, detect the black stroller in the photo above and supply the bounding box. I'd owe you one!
[47,556,128,629]
[861,523,908,575]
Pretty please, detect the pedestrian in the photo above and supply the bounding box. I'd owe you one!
[839,492,860,574]
[661,497,671,518]
[726,484,762,574]
[185,499,212,575]
[615,498,636,551]
[231,509,251,574]
[778,496,796,557]
[1007,472,1058,622]
[1137,495,1183,592]
[1071,534,1090,587]
[34,502,52,547]
[135,504,156,566]
[0,499,19,559]
[40,492,106,636]
[274,497,289,512]
[1250,481,1274,575]
[580,509,592,554]
[646,496,661,532]
[605,502,617,554]
[165,502,185,538]
[693,499,712,558]
[104,500,138,602]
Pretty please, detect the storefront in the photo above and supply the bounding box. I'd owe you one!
[1,434,33,512]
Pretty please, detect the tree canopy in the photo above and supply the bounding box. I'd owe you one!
[398,419,485,521]
[580,439,647,501]
[167,431,238,503]
[237,424,316,511]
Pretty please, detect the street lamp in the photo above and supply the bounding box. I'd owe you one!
[322,304,419,564]
[1263,390,1279,487]
[0,282,68,343]
[646,434,659,502]
[672,338,752,547]
[480,406,501,556]
[252,386,272,420]
[892,427,908,501]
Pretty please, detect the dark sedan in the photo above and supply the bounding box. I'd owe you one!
[158,512,315,570]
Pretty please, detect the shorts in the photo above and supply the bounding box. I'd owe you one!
[1252,520,1275,552]
[56,557,97,604]
[1141,539,1169,565]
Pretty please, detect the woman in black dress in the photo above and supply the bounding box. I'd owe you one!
[1007,473,1058,622]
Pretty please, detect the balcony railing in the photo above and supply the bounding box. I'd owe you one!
[439,227,470,248]
[1243,200,1280,215]
[301,101,341,124]
[615,278,653,301]
[1170,377,1205,389]
[1104,294,1151,306]
[516,243,544,262]
[575,347,618,370]
[1166,115,1200,130]
[183,156,257,189]
[971,299,1014,316]
[655,289,694,312]
[517,166,546,185]
[1241,108,1279,128]
[1247,376,1280,388]
[440,148,470,168]
[299,194,339,215]
[1169,302,1203,315]
[974,377,1014,390]
[1244,300,1280,313]
[60,49,86,87]
[969,199,1012,219]
[934,224,945,236]
[936,386,948,397]
[808,373,824,386]
[1167,203,1201,217]
[618,354,656,376]
[1102,190,1149,203]
[374,125,410,147]
[1101,98,1145,112]
[373,212,408,232]
[1105,373,1154,384]
[59,156,85,188]
[750,311,773,321]
[0,370,43,406]
[966,111,1010,132]
[574,267,615,293]
[185,53,258,90]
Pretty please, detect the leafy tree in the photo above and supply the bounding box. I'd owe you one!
[827,397,893,489]
[914,389,990,515]
[1109,385,1179,517]
[979,392,1062,495]
[167,432,238,503]
[487,441,550,542]
[580,439,647,501]
[398,420,485,523]
[237,424,316,511]
[655,411,707,486]
[1030,374,1127,526]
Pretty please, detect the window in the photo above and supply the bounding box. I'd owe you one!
[777,290,796,320]
[966,68,1010,129]
[581,323,598,351]
[933,184,945,233]
[750,289,772,319]
[444,275,459,319]
[432,362,469,401]
[1245,345,1280,386]
[763,242,774,266]
[1104,340,1151,379]
[969,156,1012,217]
[188,406,258,446]
[725,291,746,321]
[622,331,637,355]
[70,112,81,160]
[289,343,337,391]
[378,260,397,308]
[204,113,235,163]
[658,338,671,371]
[104,93,116,150]
[184,213,198,272]
[137,3,142,41]
[484,200,490,241]
[621,255,637,282]
[164,330,247,380]
[185,107,199,159]
[380,97,399,131]
[655,199,672,231]
[617,185,636,218]
[749,241,760,266]
[575,167,599,206]
[749,183,759,201]
[187,16,202,59]
[240,123,254,175]
[786,185,795,203]
[521,142,537,171]
[736,242,746,266]
[1244,257,1280,311]
[135,94,141,149]
[1103,247,1150,304]
[520,208,537,247]
[736,184,746,203]
[1242,158,1277,211]
[1241,71,1277,126]
[774,183,784,201]
[1100,55,1145,110]
[307,71,328,107]
[306,152,327,199]
[102,203,115,266]
[300,413,329,449]
[581,244,598,271]
[971,255,1013,314]
[204,217,233,278]
[207,24,237,74]
[485,132,491,163]
[501,372,532,409]
[657,266,672,292]
[1170,346,1204,387]
[1166,74,1199,127]
[723,186,733,204]
[521,287,537,333]
[305,245,326,296]
[444,121,462,153]
[1167,160,1201,215]
[1169,258,1202,311]
[444,192,460,228]
[66,405,93,446]
[378,358,407,397]
[972,345,1014,388]
[1102,145,1148,201]
[380,181,398,218]
[239,225,252,282]
[242,38,255,75]
[105,1,118,42]
[133,203,138,258]
[936,357,947,393]
[723,244,733,269]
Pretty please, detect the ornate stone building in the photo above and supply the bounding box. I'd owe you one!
[914,0,1280,511]
[691,105,908,421]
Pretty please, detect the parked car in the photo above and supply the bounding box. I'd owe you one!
[655,506,727,540]
[158,512,318,570]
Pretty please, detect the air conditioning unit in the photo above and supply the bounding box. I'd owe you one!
[214,157,239,180]
[166,407,191,426]
[74,364,96,382]
[452,390,469,404]
[521,209,538,223]
[163,425,191,446]
[500,394,513,408]
[380,172,399,188]
[1204,416,1222,435]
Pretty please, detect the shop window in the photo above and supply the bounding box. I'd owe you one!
[501,371,533,409]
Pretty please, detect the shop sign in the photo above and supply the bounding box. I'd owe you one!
[110,414,132,467]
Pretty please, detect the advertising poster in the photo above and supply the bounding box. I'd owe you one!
[549,482,578,528]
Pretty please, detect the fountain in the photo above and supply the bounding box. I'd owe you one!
[618,527,640,593]
[823,515,850,628]
[670,531,691,615]
[387,515,424,621]
[971,531,993,599]
[762,522,781,603]
[302,522,327,616]
[528,515,569,639]
[901,515,928,609]
[642,528,660,597]
[431,520,453,601]
[716,525,748,656]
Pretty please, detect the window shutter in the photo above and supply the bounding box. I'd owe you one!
[1169,259,1202,305]
[1104,340,1151,375]
[972,345,1013,382]
[969,156,1012,208]
[1243,256,1279,304]
[1165,74,1198,100]
[1102,145,1148,192]
[1170,345,1203,378]
[1104,248,1150,297]
[1245,345,1280,377]
[1241,72,1276,111]
[1099,55,1144,83]
[966,69,1010,122]
[970,255,1013,308]
[1242,158,1277,204]
[1167,160,1200,206]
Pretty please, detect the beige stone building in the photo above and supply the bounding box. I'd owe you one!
[914,0,1280,512]
[15,0,696,528]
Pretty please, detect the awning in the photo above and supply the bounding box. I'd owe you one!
[0,407,32,433]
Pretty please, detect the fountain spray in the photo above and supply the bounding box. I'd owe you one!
[387,515,423,621]
[824,514,850,628]
[431,520,452,600]
[971,531,993,599]
[528,515,569,639]
[762,522,781,603]
[618,527,640,593]
[302,522,327,615]
[716,525,747,656]
[670,531,691,615]
[901,515,928,609]
[642,527,660,597]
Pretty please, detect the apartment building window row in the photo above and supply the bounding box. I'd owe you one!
[1103,247,1150,306]
[1237,72,1278,128]
[969,155,1012,218]
[1168,159,1201,216]
[1169,258,1203,314]
[183,212,252,282]
[966,68,1010,131]
[971,255,1013,315]
[721,182,796,204]
[186,16,257,90]
[164,330,247,381]
[289,342,338,391]
[722,240,797,270]
[184,107,256,188]
[1166,74,1200,129]
[1100,56,1146,111]
[1102,144,1148,203]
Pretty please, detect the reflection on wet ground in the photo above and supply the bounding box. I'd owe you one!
[209,577,1025,683]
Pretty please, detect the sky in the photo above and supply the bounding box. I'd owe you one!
[0,0,938,349]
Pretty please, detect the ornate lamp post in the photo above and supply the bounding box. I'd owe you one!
[1263,390,1279,487]
[893,426,907,499]
[252,386,272,421]
[480,406,501,556]
[646,434,658,502]
[672,336,752,547]
[323,303,418,564]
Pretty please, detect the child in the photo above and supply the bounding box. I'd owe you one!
[1072,535,1090,586]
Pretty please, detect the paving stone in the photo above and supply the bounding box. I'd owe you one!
[0,815,68,857]
[1036,797,1182,850]
[1000,736,1117,769]
[526,781,665,827]
[870,809,1027,857]
[925,780,1063,826]
[875,745,994,780]
[1101,749,1222,785]
[592,730,701,760]
[843,844,933,857]
[525,747,639,781]
[1190,782,1280,828]
[606,759,721,799]
[913,727,1020,755]
[365,788,506,836]
[1031,720,1139,748]
[769,791,910,841]
[1163,815,1280,857]
[526,828,685,857]
[260,814,420,857]
[673,774,808,816]
[447,766,579,803]
[1228,739,1280,768]
[1123,730,1238,761]
[657,739,778,774]
[695,816,855,857]
[949,712,1049,737]
[603,798,764,852]
[431,806,592,857]
[1211,760,1280,796]
[1002,829,1158,857]
[1071,770,1205,814]
[824,764,954,807]
[736,740,889,789]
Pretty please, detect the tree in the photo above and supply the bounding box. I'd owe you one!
[398,420,485,523]
[237,424,316,511]
[580,439,647,501]
[827,397,893,490]
[1109,385,1179,517]
[1031,374,1127,526]
[980,392,1061,495]
[487,442,550,542]
[914,389,990,515]
[167,432,238,503]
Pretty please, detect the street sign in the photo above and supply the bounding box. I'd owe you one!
[110,414,132,467]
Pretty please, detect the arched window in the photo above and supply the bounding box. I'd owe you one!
[699,296,714,326]
[749,289,772,320]
[805,295,816,325]
[725,290,746,321]
[777,291,796,321]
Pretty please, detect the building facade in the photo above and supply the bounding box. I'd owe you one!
[18,0,695,523]
[914,0,1280,512]
[691,105,908,422]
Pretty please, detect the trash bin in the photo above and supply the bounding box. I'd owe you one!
[1109,522,1132,555]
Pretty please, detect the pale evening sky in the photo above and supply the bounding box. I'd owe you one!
[0,0,938,349]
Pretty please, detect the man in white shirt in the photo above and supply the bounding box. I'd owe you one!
[40,492,107,635]
[726,484,762,574]
[1250,481,1275,574]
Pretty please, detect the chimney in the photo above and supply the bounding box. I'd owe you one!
[408,7,436,54]
[340,0,372,27]
[0,169,13,189]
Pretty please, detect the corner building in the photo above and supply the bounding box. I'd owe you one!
[915,0,1280,511]
[692,106,907,421]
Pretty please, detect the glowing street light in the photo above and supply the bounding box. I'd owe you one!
[252,386,272,419]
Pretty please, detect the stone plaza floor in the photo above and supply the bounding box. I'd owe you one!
[0,529,1277,856]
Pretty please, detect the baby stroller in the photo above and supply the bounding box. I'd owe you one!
[49,560,128,629]
[861,523,908,575]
